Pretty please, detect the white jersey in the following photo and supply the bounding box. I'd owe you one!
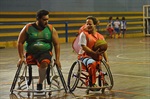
[113,20,120,28]
[78,32,87,54]
[120,21,127,29]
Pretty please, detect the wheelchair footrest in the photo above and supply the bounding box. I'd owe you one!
[13,88,64,93]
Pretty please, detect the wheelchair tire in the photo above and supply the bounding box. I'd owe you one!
[101,60,114,90]
[10,63,23,93]
[55,63,68,93]
[67,60,81,92]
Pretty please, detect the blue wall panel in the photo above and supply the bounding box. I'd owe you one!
[0,0,149,12]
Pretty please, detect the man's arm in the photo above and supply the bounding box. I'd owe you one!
[17,26,27,65]
[52,27,61,68]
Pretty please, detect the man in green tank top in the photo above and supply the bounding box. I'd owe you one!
[17,9,61,90]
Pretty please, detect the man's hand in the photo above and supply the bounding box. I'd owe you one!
[54,59,61,70]
[17,57,26,67]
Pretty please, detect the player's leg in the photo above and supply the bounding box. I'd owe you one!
[117,28,121,38]
[81,57,97,87]
[37,62,48,90]
[36,51,52,90]
[123,29,126,38]
[113,28,118,38]
[107,28,113,38]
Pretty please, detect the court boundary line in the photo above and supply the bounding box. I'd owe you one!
[113,73,150,79]
[112,90,150,97]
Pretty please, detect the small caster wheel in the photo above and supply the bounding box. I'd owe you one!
[69,89,73,93]
[10,92,13,94]
[86,89,89,94]
[48,92,52,96]
[27,92,30,97]
[101,88,105,94]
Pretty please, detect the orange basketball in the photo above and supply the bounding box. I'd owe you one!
[93,40,108,52]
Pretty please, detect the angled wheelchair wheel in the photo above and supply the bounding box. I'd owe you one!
[47,62,68,94]
[55,63,68,93]
[67,60,81,92]
[100,60,114,92]
[10,63,23,94]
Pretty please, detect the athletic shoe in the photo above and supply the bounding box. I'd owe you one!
[37,84,42,90]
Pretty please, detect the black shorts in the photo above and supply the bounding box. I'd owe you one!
[26,51,52,66]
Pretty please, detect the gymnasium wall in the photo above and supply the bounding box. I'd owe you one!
[0,0,149,12]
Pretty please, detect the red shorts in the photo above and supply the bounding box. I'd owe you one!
[25,51,52,67]
[107,27,114,35]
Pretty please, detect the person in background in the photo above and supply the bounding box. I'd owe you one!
[120,17,127,38]
[106,16,115,38]
[113,17,121,38]
[17,9,61,90]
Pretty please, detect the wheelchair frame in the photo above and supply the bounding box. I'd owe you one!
[67,60,114,94]
[10,60,68,97]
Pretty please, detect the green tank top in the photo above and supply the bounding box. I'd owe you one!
[25,23,53,54]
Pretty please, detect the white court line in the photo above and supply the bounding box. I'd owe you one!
[62,69,150,79]
[139,39,150,44]
[116,54,150,61]
[116,39,150,61]
[113,73,150,79]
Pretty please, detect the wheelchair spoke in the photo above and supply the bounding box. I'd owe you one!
[101,60,114,90]
[67,60,81,92]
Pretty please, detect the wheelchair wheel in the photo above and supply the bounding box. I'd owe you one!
[67,60,81,92]
[10,63,23,93]
[55,63,68,93]
[100,60,114,91]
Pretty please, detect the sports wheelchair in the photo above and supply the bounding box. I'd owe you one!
[67,59,114,94]
[10,59,68,97]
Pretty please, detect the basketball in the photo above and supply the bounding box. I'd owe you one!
[93,40,108,52]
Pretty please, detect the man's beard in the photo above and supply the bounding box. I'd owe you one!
[39,23,47,29]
